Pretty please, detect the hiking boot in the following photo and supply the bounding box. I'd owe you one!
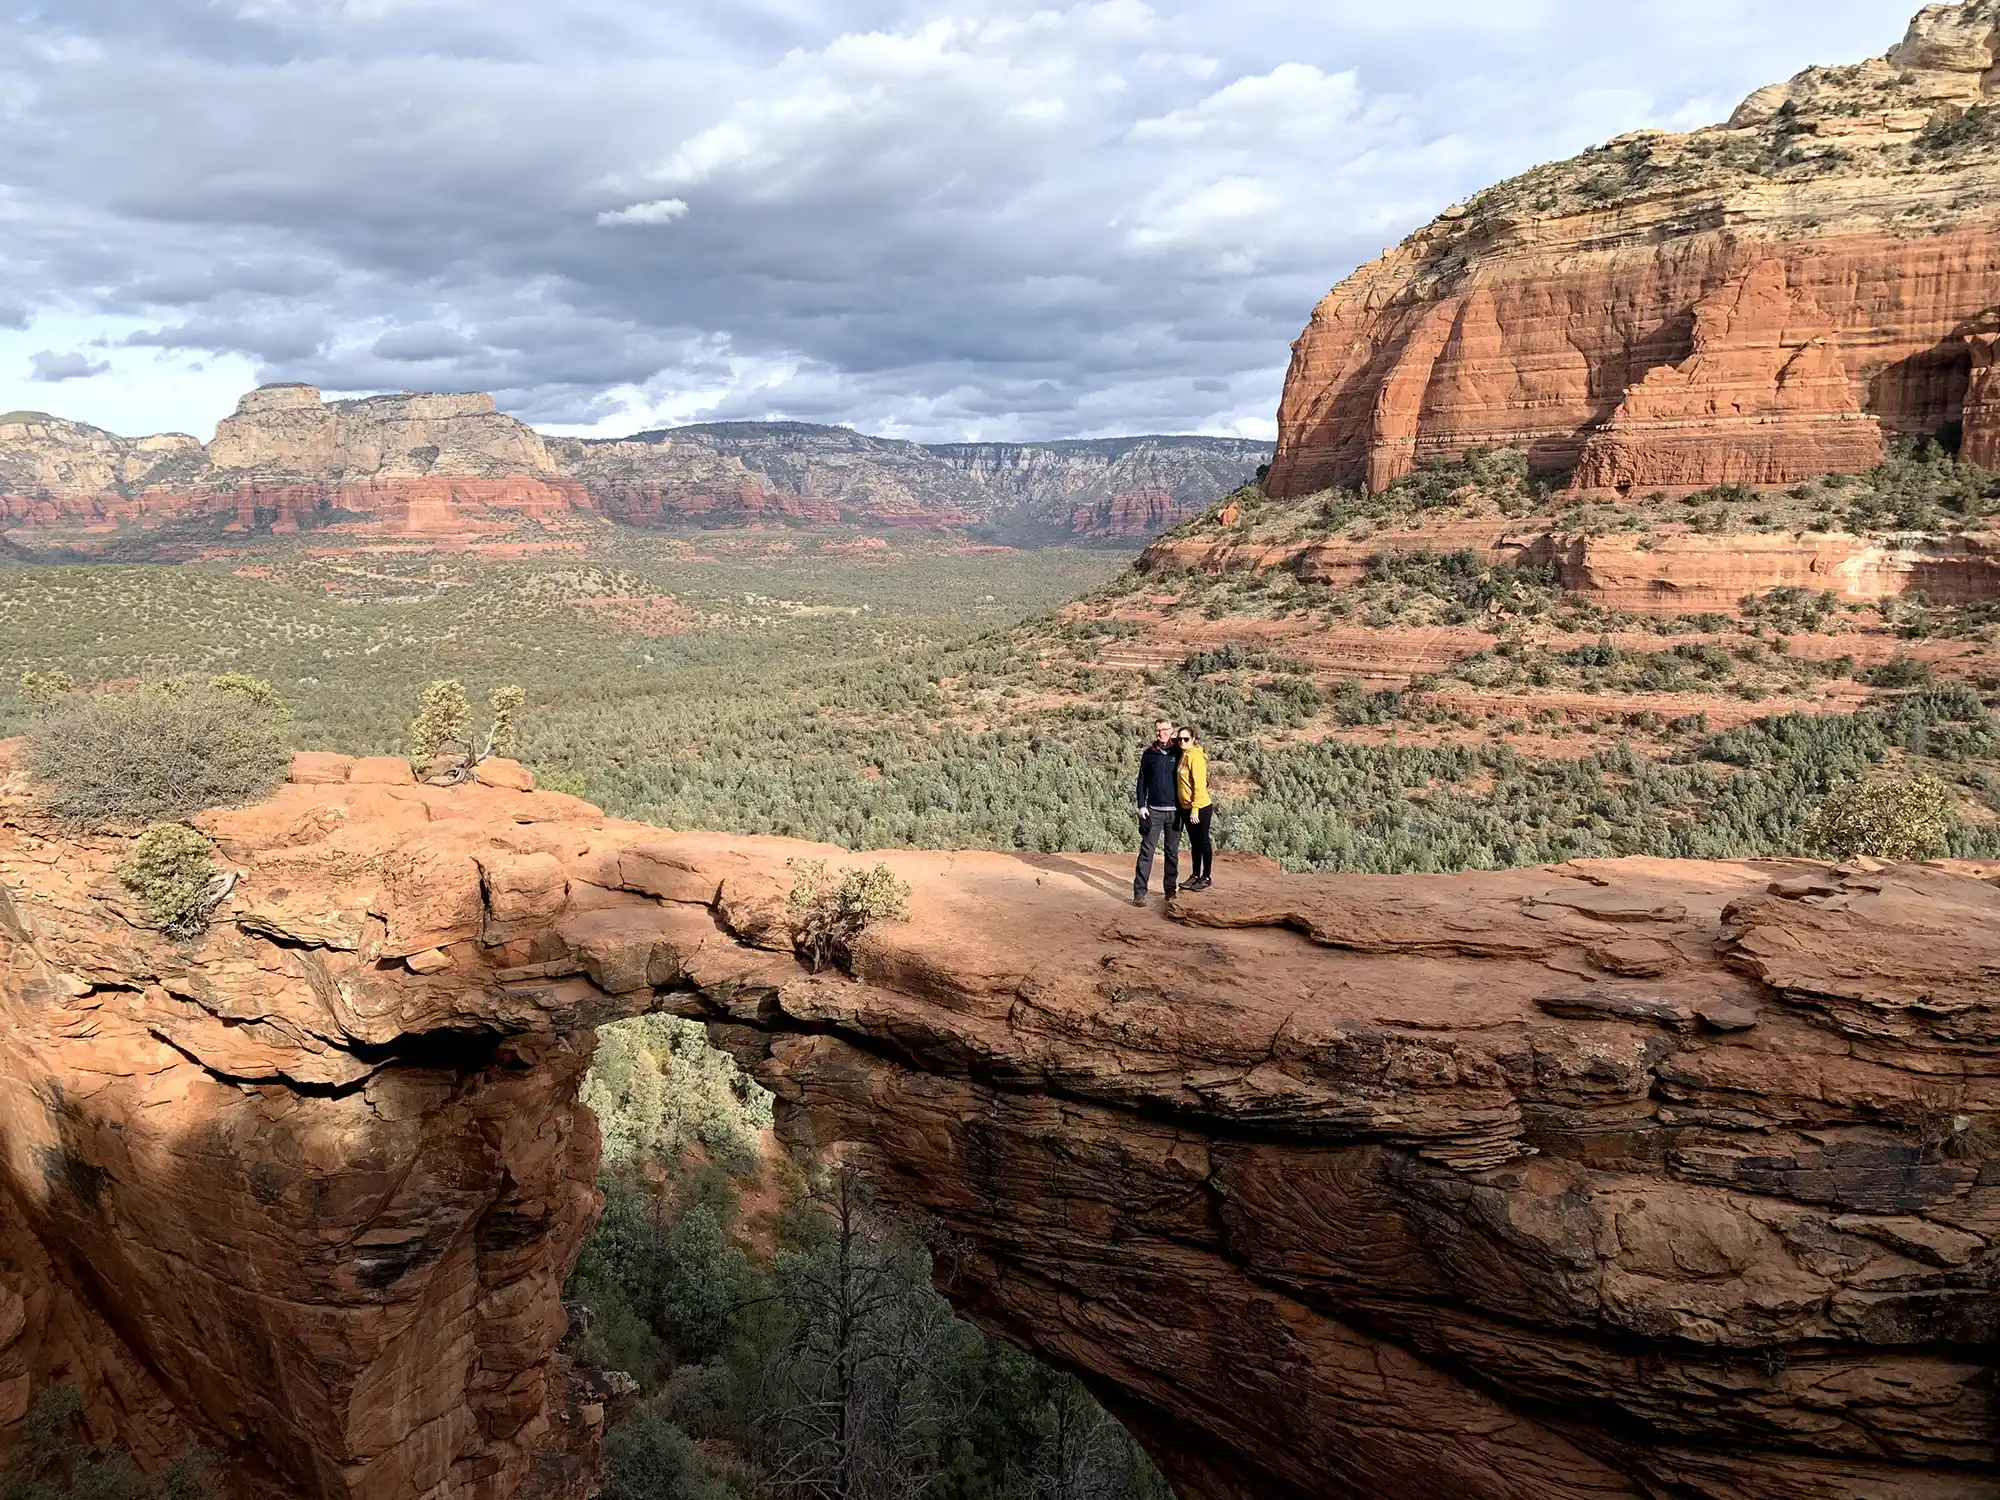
[1185,877,1212,892]
[1130,892,1147,907]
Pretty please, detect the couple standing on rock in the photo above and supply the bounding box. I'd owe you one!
[1133,717,1214,906]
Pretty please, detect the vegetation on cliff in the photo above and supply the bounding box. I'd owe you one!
[1181,441,2000,550]
[116,824,226,938]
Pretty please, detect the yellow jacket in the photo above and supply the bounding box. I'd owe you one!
[1176,745,1210,812]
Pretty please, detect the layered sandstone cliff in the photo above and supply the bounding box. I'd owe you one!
[3,751,1994,1500]
[0,392,1265,543]
[1268,2,2000,498]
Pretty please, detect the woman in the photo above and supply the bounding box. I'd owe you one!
[1176,726,1214,892]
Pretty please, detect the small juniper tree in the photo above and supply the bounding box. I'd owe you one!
[411,680,473,766]
[787,859,912,973]
[410,680,528,782]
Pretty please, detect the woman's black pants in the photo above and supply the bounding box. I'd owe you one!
[1182,806,1214,881]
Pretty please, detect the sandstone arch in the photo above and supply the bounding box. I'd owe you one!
[3,764,1993,1500]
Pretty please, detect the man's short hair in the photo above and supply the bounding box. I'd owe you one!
[1154,718,1173,729]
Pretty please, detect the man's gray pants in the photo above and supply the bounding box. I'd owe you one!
[1133,808,1182,897]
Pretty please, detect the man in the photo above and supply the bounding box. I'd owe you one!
[1132,717,1182,906]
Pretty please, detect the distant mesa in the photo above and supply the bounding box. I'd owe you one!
[0,381,1269,547]
[1268,0,2000,498]
[233,382,324,412]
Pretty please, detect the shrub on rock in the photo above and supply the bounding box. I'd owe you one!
[786,859,912,973]
[118,823,228,937]
[27,678,292,828]
[410,679,527,782]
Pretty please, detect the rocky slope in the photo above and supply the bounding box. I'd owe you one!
[1268,1,2000,498]
[3,750,1994,1500]
[0,390,1267,545]
[1026,448,2000,774]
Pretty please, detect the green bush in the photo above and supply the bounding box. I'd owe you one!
[26,679,291,829]
[1800,769,1956,862]
[410,679,473,764]
[786,860,912,973]
[208,673,293,721]
[1864,655,1934,689]
[117,825,226,937]
[584,1015,773,1176]
[600,1406,733,1500]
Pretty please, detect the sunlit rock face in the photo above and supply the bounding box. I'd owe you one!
[1269,3,2000,499]
[4,747,1993,1500]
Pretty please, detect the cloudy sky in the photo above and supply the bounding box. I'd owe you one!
[0,0,1905,443]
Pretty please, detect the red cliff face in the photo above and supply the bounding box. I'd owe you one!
[4,752,1995,1500]
[1069,488,1200,538]
[1268,4,2000,498]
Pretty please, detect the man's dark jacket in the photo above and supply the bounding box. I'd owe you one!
[1136,744,1179,810]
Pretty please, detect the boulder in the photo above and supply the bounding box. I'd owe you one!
[288,750,353,784]
[350,755,416,786]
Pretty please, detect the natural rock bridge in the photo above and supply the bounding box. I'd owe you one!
[2,752,1995,1500]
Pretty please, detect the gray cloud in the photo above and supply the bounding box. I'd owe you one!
[0,0,1909,439]
[29,349,112,381]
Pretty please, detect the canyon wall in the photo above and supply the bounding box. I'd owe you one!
[3,751,1994,1500]
[1268,2,2000,498]
[0,394,1266,544]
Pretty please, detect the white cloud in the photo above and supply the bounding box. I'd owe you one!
[0,0,1915,442]
[596,197,690,227]
[1130,63,1363,144]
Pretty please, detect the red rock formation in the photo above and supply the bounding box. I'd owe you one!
[1962,322,2000,468]
[0,756,619,1500]
[1273,228,2000,500]
[589,483,842,528]
[2,392,1264,545]
[1570,261,1886,492]
[4,752,1997,1500]
[1267,5,2000,498]
[231,478,596,536]
[701,852,2000,1500]
[858,504,979,531]
[1069,489,1199,538]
